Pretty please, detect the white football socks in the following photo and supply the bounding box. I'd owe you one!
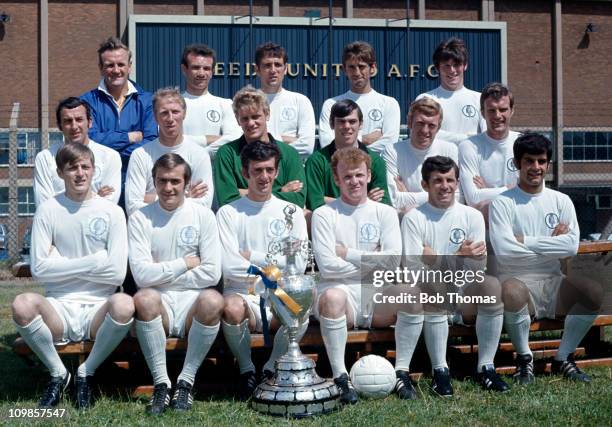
[222,319,255,374]
[423,314,449,371]
[394,312,424,372]
[504,304,532,357]
[135,315,171,387]
[319,315,348,379]
[475,304,503,372]
[556,305,597,361]
[78,313,132,377]
[177,319,220,385]
[14,315,67,378]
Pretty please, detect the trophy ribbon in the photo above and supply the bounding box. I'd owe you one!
[246,265,302,346]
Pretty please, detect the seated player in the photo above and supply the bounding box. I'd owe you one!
[305,99,390,212]
[489,133,602,384]
[129,154,223,414]
[12,143,131,409]
[34,97,121,207]
[125,87,214,216]
[217,141,309,399]
[383,98,458,213]
[401,156,508,397]
[214,85,306,208]
[311,147,402,403]
[459,82,520,219]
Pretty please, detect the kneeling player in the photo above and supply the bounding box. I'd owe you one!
[311,148,404,403]
[12,143,132,409]
[129,154,223,414]
[216,141,309,399]
[490,133,602,384]
[401,156,508,397]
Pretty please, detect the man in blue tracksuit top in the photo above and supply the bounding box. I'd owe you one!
[81,36,158,209]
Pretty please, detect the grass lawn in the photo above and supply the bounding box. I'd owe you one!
[0,280,610,426]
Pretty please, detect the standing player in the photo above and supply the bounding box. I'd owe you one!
[401,156,508,396]
[125,87,214,216]
[129,154,223,414]
[459,83,520,217]
[319,41,400,153]
[489,133,601,384]
[214,85,305,208]
[180,44,242,157]
[305,99,390,211]
[217,141,309,399]
[312,147,402,403]
[81,37,158,208]
[255,42,316,160]
[34,97,121,207]
[383,98,457,213]
[416,37,485,145]
[12,143,131,409]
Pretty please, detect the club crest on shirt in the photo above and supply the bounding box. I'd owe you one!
[206,109,221,123]
[88,217,108,240]
[269,219,287,237]
[449,228,466,245]
[281,106,297,121]
[506,158,518,172]
[368,109,383,122]
[359,223,380,243]
[179,225,199,246]
[545,213,560,229]
[462,105,477,118]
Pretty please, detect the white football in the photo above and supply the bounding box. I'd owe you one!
[349,355,396,399]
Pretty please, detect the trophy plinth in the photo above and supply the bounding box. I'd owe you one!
[249,206,339,417]
[251,344,339,417]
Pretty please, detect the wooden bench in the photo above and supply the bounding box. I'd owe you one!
[12,241,612,392]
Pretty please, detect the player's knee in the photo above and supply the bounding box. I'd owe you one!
[318,288,347,317]
[108,293,135,323]
[576,279,604,311]
[197,289,224,318]
[11,293,39,325]
[479,275,502,297]
[501,279,528,308]
[133,288,162,317]
[223,295,247,324]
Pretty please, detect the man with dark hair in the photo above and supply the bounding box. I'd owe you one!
[312,147,401,404]
[34,97,122,207]
[81,36,158,208]
[319,41,400,153]
[181,43,241,156]
[489,133,601,385]
[305,99,390,211]
[214,85,306,207]
[125,87,214,216]
[383,98,458,213]
[416,37,485,145]
[13,143,131,409]
[217,140,309,399]
[129,153,223,415]
[254,42,315,159]
[401,155,508,396]
[459,83,520,218]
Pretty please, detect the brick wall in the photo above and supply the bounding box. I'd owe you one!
[0,2,40,128]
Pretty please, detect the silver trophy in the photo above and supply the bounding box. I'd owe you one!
[250,205,339,417]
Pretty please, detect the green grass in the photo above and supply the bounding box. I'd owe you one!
[0,280,611,426]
